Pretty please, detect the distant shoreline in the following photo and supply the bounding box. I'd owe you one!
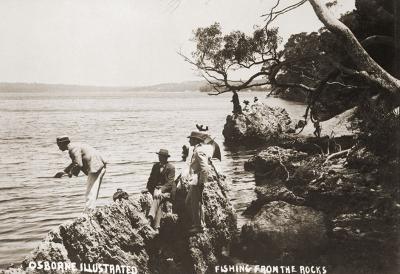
[0,80,207,93]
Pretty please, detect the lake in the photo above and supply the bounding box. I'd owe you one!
[0,89,307,266]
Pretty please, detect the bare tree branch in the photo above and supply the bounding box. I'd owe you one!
[262,0,307,28]
[325,81,363,89]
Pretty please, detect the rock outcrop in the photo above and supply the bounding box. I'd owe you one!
[22,194,155,273]
[242,147,307,215]
[241,143,400,273]
[222,105,359,149]
[242,185,305,216]
[240,201,327,264]
[16,170,236,274]
[244,146,308,184]
[222,103,295,144]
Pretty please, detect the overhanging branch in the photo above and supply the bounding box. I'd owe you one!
[308,0,400,95]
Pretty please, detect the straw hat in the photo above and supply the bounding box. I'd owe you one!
[187,131,208,141]
[156,149,170,157]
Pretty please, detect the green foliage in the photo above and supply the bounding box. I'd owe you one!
[276,29,357,117]
[192,23,282,72]
[188,0,397,123]
[342,0,395,74]
[277,32,327,100]
[192,23,224,69]
[277,0,396,118]
[356,101,400,156]
[353,0,394,38]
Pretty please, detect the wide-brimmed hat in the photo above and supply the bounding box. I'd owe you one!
[187,131,208,141]
[156,149,170,157]
[56,136,70,144]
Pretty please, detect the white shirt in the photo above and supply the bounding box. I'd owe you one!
[189,143,212,185]
[67,143,106,175]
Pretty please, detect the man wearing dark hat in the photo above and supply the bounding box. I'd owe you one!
[146,149,176,230]
[55,136,106,210]
[185,131,212,234]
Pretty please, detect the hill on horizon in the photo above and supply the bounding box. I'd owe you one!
[0,80,207,93]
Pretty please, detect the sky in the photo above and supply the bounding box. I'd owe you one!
[0,0,355,87]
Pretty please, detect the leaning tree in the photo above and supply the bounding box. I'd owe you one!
[182,0,400,123]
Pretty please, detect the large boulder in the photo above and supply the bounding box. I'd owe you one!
[18,170,236,274]
[223,103,295,144]
[222,105,359,146]
[242,146,308,217]
[21,194,156,274]
[244,146,308,185]
[240,201,327,264]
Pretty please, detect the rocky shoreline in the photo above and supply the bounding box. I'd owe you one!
[238,145,399,270]
[2,103,399,274]
[2,168,236,274]
[228,104,400,274]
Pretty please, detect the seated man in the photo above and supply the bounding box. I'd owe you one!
[146,149,175,230]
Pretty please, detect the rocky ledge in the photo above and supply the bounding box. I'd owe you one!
[222,103,295,145]
[4,169,236,274]
[223,103,359,149]
[239,145,400,273]
[240,201,327,264]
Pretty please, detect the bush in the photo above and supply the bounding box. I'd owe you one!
[356,100,400,156]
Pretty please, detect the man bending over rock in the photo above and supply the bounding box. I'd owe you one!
[55,136,107,211]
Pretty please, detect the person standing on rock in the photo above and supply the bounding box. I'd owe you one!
[313,120,322,138]
[185,131,212,234]
[231,90,242,115]
[146,149,176,230]
[54,136,107,211]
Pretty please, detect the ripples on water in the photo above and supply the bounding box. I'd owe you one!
[0,90,306,266]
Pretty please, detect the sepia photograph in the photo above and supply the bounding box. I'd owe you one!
[0,0,399,273]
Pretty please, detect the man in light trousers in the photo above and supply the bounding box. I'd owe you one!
[146,149,175,230]
[55,136,106,210]
[185,131,212,234]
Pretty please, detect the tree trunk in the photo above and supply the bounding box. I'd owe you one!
[395,0,400,78]
[308,0,400,96]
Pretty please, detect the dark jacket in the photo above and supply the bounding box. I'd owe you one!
[146,162,175,196]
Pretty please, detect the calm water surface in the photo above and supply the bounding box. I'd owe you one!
[0,90,306,266]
